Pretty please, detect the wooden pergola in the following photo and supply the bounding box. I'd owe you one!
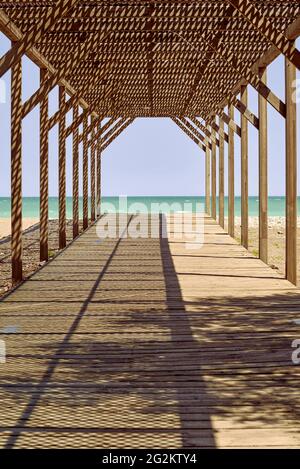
[0,0,299,285]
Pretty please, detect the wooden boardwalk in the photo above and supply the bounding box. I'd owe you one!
[0,214,300,448]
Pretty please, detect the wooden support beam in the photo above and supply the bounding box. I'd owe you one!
[220,111,241,137]
[285,54,297,285]
[39,68,49,262]
[91,117,96,222]
[210,120,229,144]
[72,105,79,239]
[100,118,127,146]
[219,119,225,228]
[58,85,66,249]
[96,123,102,218]
[229,93,260,130]
[228,104,235,237]
[205,141,211,216]
[11,56,23,284]
[228,0,300,71]
[212,43,287,118]
[241,85,248,249]
[0,0,80,78]
[211,125,217,220]
[83,116,89,230]
[180,117,212,150]
[85,117,118,148]
[189,116,223,145]
[101,119,135,152]
[171,118,206,152]
[258,67,268,264]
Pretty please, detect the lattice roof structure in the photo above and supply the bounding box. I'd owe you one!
[0,0,300,287]
[1,0,300,119]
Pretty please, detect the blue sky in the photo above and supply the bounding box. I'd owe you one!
[0,33,299,197]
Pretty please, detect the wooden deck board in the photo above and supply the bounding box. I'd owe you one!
[1,214,300,448]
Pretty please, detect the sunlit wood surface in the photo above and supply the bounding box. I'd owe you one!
[0,214,300,448]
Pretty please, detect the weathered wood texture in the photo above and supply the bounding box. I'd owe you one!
[0,215,300,448]
[58,86,67,249]
[228,105,235,238]
[241,85,248,249]
[1,2,299,119]
[10,55,22,284]
[258,67,268,264]
[218,119,225,229]
[39,68,49,262]
[285,55,297,285]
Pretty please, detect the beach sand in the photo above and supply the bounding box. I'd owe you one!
[0,219,84,296]
[0,218,39,239]
[0,215,300,297]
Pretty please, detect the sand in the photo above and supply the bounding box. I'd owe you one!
[0,218,39,239]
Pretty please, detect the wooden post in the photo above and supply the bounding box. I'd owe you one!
[58,85,66,249]
[205,142,211,215]
[211,125,217,219]
[91,117,96,222]
[72,105,79,238]
[228,104,235,237]
[11,56,22,284]
[219,118,225,228]
[40,68,49,261]
[258,67,268,263]
[241,84,249,249]
[285,54,297,285]
[96,122,101,218]
[83,115,89,229]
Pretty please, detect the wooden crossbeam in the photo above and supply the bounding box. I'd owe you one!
[0,0,80,78]
[189,116,228,146]
[101,119,135,152]
[172,118,206,153]
[228,93,259,129]
[179,117,212,150]
[100,119,127,145]
[228,0,300,71]
[220,111,242,137]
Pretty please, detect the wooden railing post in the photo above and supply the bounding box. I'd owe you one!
[241,84,249,249]
[211,124,217,219]
[96,122,101,218]
[205,141,211,215]
[72,105,79,238]
[219,118,225,228]
[83,115,89,229]
[40,68,49,261]
[228,104,235,237]
[58,85,66,249]
[258,67,268,263]
[91,116,96,222]
[285,53,297,285]
[11,54,23,284]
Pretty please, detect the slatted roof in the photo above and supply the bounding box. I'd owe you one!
[1,0,300,118]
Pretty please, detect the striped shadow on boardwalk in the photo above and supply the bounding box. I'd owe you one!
[0,214,300,448]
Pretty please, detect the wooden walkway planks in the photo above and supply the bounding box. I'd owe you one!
[0,214,300,448]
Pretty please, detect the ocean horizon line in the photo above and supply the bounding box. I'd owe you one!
[0,195,299,218]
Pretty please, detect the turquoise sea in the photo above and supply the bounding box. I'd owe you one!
[0,196,298,219]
